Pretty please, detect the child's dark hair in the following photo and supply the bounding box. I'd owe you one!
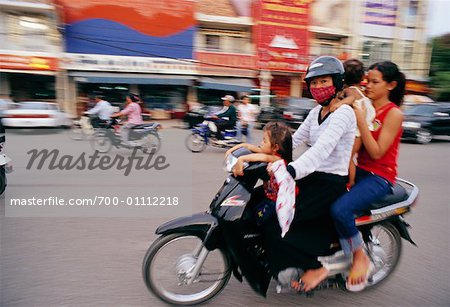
[369,61,405,106]
[344,59,365,86]
[263,122,292,162]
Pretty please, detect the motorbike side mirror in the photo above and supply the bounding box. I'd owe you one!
[224,153,249,173]
[224,147,253,173]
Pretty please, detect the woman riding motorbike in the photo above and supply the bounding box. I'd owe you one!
[262,56,357,292]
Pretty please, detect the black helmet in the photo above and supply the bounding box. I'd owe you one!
[304,56,344,91]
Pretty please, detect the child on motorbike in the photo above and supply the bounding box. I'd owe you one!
[226,122,295,235]
[226,121,292,175]
[330,59,376,187]
[330,61,405,292]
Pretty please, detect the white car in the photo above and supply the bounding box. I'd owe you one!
[0,98,16,116]
[2,101,72,128]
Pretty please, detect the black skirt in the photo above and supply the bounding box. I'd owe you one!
[263,172,348,275]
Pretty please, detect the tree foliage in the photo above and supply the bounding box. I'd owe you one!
[430,34,450,101]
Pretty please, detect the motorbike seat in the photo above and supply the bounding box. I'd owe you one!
[131,123,159,130]
[370,183,408,210]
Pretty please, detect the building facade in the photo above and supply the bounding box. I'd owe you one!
[2,0,431,116]
[311,0,430,93]
[194,0,432,102]
[0,0,62,103]
[196,0,311,105]
[355,0,430,82]
[195,0,257,105]
[55,0,197,118]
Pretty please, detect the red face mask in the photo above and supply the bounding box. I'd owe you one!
[310,86,336,105]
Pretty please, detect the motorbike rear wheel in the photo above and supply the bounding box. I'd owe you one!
[142,133,161,154]
[142,233,231,305]
[90,130,113,153]
[185,133,206,153]
[365,222,402,289]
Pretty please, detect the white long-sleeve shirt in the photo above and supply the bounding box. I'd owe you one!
[85,100,113,120]
[289,104,356,180]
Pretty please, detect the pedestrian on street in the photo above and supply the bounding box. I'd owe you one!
[236,95,257,144]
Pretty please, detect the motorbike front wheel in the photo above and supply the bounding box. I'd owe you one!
[365,222,402,289]
[185,133,206,153]
[0,165,6,195]
[68,124,84,141]
[142,233,231,305]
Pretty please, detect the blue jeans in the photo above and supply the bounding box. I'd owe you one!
[236,121,253,144]
[330,168,392,256]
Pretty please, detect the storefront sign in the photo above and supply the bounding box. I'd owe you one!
[0,54,58,71]
[62,54,196,74]
[253,0,311,72]
[55,0,196,59]
[196,52,256,77]
[364,0,398,26]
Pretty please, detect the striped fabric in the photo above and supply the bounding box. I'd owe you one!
[290,105,356,180]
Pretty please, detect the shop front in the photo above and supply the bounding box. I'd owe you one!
[195,52,257,106]
[0,54,58,102]
[62,54,197,118]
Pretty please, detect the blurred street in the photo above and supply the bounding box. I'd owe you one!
[1,127,449,306]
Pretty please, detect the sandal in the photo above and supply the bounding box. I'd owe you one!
[346,262,375,292]
[291,278,305,292]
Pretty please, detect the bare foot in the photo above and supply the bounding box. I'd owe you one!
[348,248,370,286]
[291,267,329,292]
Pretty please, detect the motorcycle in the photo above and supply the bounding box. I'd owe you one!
[185,118,247,152]
[90,118,162,153]
[142,147,419,305]
[0,133,12,195]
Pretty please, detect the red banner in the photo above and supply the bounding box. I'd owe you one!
[0,54,58,71]
[253,0,311,72]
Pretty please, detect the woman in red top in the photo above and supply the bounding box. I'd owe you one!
[329,61,405,292]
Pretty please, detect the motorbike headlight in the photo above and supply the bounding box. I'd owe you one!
[402,121,421,129]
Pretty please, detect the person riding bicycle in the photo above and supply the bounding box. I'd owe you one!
[111,94,143,147]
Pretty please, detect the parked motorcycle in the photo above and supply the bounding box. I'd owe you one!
[142,147,419,305]
[185,119,246,152]
[90,118,161,153]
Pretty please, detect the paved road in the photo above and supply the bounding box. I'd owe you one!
[1,127,449,306]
